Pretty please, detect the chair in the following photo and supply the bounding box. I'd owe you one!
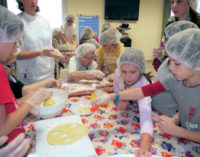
[60,68,68,80]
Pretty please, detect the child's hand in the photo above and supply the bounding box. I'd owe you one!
[157,115,177,135]
[117,101,129,111]
[152,113,160,122]
[91,94,112,106]
[134,148,152,157]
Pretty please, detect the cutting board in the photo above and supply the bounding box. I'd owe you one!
[35,115,97,157]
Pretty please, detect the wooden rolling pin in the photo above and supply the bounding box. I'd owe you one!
[96,82,113,88]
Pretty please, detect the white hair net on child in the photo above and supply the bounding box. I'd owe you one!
[165,21,198,38]
[100,28,121,46]
[188,0,197,11]
[166,28,200,71]
[76,43,96,57]
[82,26,93,40]
[0,6,24,43]
[117,47,146,73]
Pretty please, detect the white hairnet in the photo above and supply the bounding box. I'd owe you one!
[0,6,24,43]
[117,47,146,73]
[100,28,121,46]
[102,23,111,33]
[166,28,200,71]
[165,21,198,38]
[188,0,197,11]
[76,43,96,57]
[82,26,93,40]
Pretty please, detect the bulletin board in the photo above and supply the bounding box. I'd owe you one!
[78,15,99,41]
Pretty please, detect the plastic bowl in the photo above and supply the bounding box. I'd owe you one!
[40,88,68,119]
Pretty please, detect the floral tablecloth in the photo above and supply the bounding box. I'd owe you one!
[24,95,200,157]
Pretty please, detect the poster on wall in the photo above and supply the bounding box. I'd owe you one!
[78,15,99,42]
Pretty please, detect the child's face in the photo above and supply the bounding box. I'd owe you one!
[0,41,18,63]
[120,64,141,87]
[169,56,195,81]
[103,44,117,52]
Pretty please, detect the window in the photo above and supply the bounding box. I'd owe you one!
[7,0,62,30]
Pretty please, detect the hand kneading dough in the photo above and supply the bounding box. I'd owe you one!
[46,123,87,145]
[43,97,56,107]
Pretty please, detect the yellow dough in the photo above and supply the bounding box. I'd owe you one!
[43,97,56,107]
[46,123,87,145]
[78,105,92,114]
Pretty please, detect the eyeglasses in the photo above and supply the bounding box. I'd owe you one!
[83,56,96,61]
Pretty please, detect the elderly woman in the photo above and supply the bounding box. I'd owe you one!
[79,26,100,48]
[61,14,77,44]
[152,0,200,71]
[16,0,65,84]
[97,28,124,76]
[67,43,105,81]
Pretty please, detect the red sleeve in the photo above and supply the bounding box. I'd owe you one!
[0,64,13,105]
[141,81,166,97]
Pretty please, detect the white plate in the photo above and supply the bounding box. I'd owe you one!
[40,88,68,119]
[70,101,93,115]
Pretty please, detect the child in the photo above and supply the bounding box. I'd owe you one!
[0,6,51,144]
[113,48,153,156]
[92,28,200,143]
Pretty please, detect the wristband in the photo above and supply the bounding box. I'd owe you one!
[113,91,120,103]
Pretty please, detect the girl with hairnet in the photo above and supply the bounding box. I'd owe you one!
[152,20,199,117]
[92,28,200,144]
[79,26,100,48]
[67,43,105,81]
[97,28,124,79]
[15,0,65,84]
[152,0,200,71]
[113,48,153,157]
[0,6,52,156]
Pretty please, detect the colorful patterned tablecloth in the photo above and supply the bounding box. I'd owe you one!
[24,95,200,157]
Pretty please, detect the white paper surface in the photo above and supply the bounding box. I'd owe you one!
[35,115,97,157]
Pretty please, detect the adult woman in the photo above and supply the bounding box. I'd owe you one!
[152,0,200,71]
[16,0,65,84]
[0,5,51,146]
[67,43,105,81]
[79,26,100,48]
[97,28,124,75]
[61,15,77,44]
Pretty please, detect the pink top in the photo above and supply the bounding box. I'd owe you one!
[114,68,153,136]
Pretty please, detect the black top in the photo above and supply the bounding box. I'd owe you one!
[9,75,24,99]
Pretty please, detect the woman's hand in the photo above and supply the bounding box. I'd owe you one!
[24,88,52,115]
[0,134,30,157]
[41,48,65,61]
[153,47,162,59]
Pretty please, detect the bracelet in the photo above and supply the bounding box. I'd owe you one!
[113,91,120,103]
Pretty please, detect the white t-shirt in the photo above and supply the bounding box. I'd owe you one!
[61,23,77,42]
[67,55,97,80]
[16,12,55,84]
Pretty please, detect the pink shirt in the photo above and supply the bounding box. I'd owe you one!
[114,68,153,135]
